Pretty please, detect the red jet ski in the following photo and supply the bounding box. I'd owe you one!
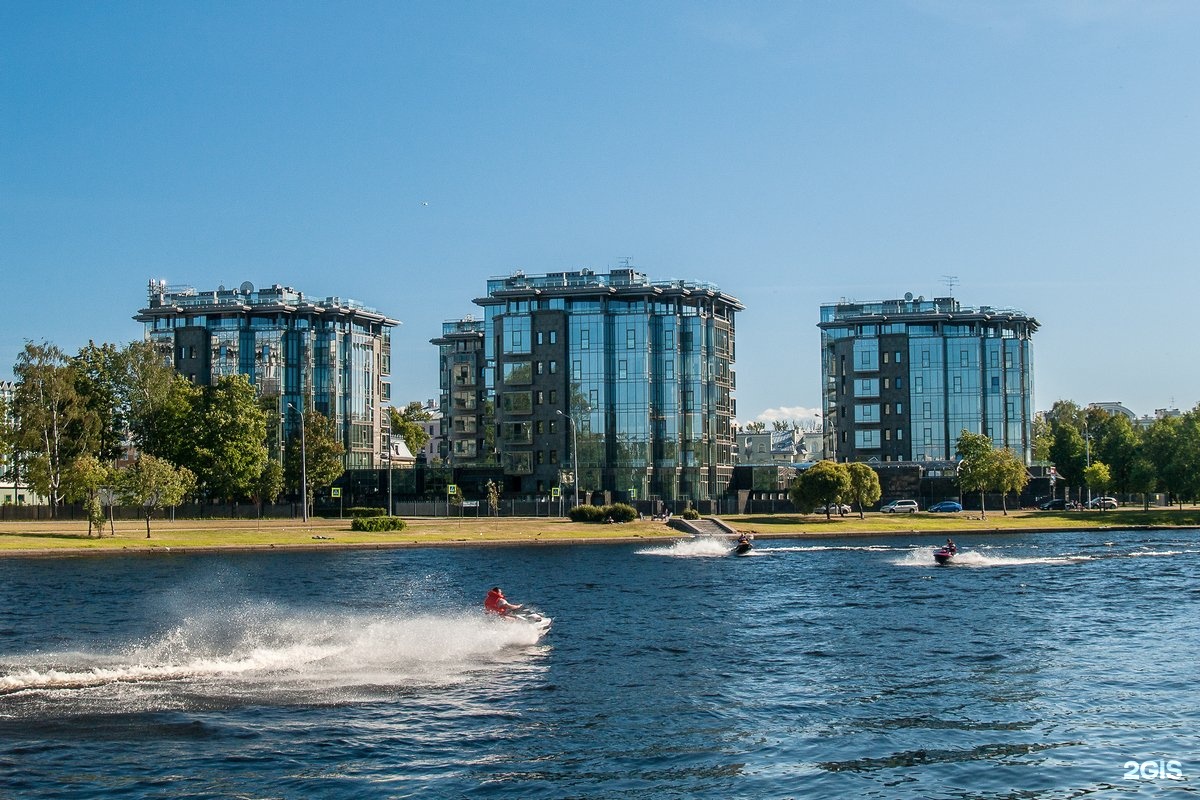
[934,543,958,565]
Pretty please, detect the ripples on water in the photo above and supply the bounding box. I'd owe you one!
[0,530,1197,798]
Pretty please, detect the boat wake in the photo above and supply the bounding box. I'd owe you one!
[0,604,546,702]
[636,537,732,558]
[892,548,1091,568]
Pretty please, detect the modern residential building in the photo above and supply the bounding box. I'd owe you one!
[135,280,398,469]
[818,293,1038,464]
[431,318,489,466]
[439,267,743,504]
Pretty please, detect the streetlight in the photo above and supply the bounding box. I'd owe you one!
[288,402,308,523]
[557,409,579,509]
[383,424,393,517]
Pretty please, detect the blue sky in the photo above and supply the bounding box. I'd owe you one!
[3,1,1198,423]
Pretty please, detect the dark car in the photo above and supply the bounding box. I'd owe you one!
[1038,498,1081,511]
[928,500,962,513]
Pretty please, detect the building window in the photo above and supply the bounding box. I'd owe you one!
[923,402,932,419]
[581,329,590,350]
[536,361,544,375]
[882,377,890,390]
[536,390,544,404]
[960,350,969,368]
[953,375,962,393]
[549,360,557,374]
[921,350,930,368]
[896,377,903,389]
[897,428,903,440]
[549,331,557,344]
[550,420,557,434]
[896,403,903,415]
[627,329,636,349]
[549,390,557,404]
[550,449,558,464]
[536,331,544,345]
[665,359,674,379]
[883,352,890,364]
[618,361,627,380]
[572,361,581,380]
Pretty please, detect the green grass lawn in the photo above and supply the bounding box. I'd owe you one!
[0,506,1196,555]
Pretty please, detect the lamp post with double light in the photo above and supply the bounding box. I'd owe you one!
[557,409,579,509]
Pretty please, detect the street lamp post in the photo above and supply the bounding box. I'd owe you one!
[384,426,393,516]
[557,409,579,509]
[288,402,308,523]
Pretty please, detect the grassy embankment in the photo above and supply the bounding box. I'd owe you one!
[0,506,1197,555]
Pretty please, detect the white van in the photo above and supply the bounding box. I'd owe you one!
[881,499,919,513]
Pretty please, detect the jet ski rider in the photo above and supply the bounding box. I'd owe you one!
[484,586,522,616]
[945,538,957,555]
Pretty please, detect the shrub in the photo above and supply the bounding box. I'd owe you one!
[346,506,388,518]
[681,508,700,520]
[569,503,639,523]
[350,516,406,532]
[606,503,639,523]
[569,504,606,523]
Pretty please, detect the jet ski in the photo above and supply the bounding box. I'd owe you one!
[734,538,753,556]
[933,545,957,565]
[506,608,552,636]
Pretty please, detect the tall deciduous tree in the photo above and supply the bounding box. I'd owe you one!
[285,409,345,514]
[789,460,851,518]
[956,430,999,519]
[192,376,268,501]
[845,462,881,519]
[12,342,96,515]
[994,448,1030,515]
[118,454,195,538]
[73,341,126,463]
[121,340,197,461]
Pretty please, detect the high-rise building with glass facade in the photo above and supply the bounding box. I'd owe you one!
[135,280,397,468]
[818,294,1038,464]
[444,268,742,503]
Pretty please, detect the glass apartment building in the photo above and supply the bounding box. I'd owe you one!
[444,268,742,503]
[818,294,1038,464]
[135,280,398,469]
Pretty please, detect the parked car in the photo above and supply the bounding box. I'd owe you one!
[881,499,919,513]
[928,500,962,513]
[815,503,852,515]
[1086,496,1118,510]
[1037,498,1081,511]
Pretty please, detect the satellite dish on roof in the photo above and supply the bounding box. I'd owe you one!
[240,281,254,294]
[904,292,913,301]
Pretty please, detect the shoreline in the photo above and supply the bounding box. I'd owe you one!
[0,514,1196,559]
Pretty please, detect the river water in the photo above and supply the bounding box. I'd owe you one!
[0,529,1196,798]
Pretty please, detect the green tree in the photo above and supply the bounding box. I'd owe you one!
[1030,412,1053,463]
[1092,413,1138,497]
[72,341,127,463]
[845,462,881,519]
[254,460,285,515]
[742,421,767,433]
[389,402,432,456]
[284,409,345,515]
[1048,424,1086,501]
[12,342,96,515]
[192,376,269,501]
[63,454,112,536]
[1143,415,1187,506]
[956,430,1000,519]
[117,454,195,538]
[1128,457,1157,510]
[994,448,1030,515]
[121,340,197,461]
[789,460,851,518]
[1083,461,1112,509]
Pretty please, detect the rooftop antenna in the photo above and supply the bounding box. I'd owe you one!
[618,256,633,268]
[941,274,959,296]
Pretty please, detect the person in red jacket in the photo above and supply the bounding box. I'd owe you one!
[484,586,522,616]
